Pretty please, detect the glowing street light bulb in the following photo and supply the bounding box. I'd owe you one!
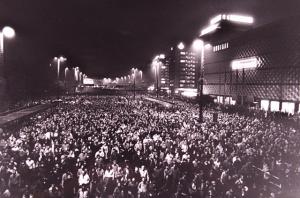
[192,39,203,51]
[140,70,143,77]
[159,54,165,59]
[3,26,15,38]
[205,43,212,49]
[53,56,67,79]
[177,42,185,50]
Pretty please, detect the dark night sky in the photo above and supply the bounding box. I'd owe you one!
[1,0,300,79]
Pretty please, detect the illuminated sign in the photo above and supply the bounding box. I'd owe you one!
[202,14,254,36]
[83,78,94,85]
[210,14,254,25]
[210,15,222,24]
[231,57,258,70]
[200,23,219,36]
[226,14,253,24]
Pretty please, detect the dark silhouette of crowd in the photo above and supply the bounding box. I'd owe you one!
[0,95,299,198]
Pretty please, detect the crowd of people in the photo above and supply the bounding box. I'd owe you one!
[0,95,299,198]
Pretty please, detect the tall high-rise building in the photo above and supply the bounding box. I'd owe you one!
[160,56,170,90]
[167,44,199,94]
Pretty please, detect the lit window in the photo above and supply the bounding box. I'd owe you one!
[281,102,295,114]
[270,101,280,112]
[261,100,269,111]
[213,42,229,52]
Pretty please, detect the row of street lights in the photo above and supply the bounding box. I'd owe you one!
[51,56,88,94]
[51,56,87,83]
[102,67,143,99]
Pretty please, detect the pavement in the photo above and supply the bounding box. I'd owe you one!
[0,104,51,127]
[143,96,173,108]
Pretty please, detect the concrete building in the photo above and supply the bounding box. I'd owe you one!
[164,44,199,96]
[160,55,170,90]
[200,14,300,114]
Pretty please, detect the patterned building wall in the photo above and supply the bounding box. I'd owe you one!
[203,17,300,102]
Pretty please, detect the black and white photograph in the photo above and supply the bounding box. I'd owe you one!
[0,0,300,197]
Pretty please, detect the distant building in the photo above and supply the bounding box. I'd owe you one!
[200,14,300,114]
[161,44,199,96]
[160,55,170,90]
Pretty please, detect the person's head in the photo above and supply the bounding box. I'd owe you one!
[211,180,216,187]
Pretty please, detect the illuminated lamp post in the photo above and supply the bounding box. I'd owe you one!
[152,54,165,98]
[131,68,137,100]
[53,56,67,97]
[155,60,159,98]
[0,26,15,110]
[139,71,143,82]
[193,39,206,123]
[0,26,15,73]
[152,56,160,98]
[177,42,185,50]
[53,56,67,79]
[64,67,68,91]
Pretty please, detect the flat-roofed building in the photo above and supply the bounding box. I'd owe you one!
[200,14,300,114]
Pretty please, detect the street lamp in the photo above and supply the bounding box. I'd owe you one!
[139,71,143,82]
[131,68,137,100]
[193,39,205,123]
[177,42,185,50]
[152,57,159,98]
[64,67,69,90]
[0,26,15,75]
[0,26,15,110]
[53,56,67,79]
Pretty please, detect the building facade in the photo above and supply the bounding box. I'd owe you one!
[202,15,300,114]
[164,45,199,94]
[160,55,170,90]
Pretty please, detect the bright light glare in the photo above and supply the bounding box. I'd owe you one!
[192,39,203,51]
[3,26,15,38]
[148,85,155,91]
[177,42,185,50]
[227,14,254,24]
[260,100,269,111]
[231,57,258,70]
[209,14,254,25]
[281,102,295,115]
[200,24,219,36]
[83,78,94,85]
[181,90,197,98]
[205,43,212,49]
[159,54,165,59]
[210,15,222,24]
[59,56,66,61]
[270,101,280,112]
